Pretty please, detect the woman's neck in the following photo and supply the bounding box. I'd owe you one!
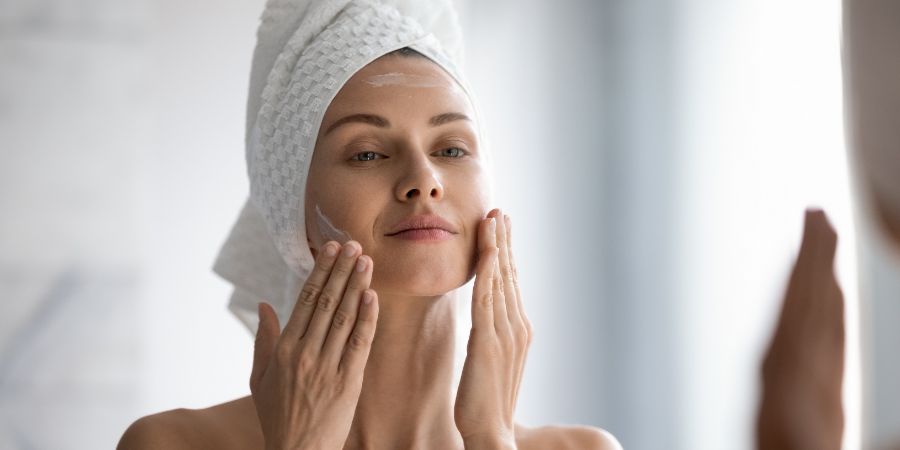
[342,291,464,450]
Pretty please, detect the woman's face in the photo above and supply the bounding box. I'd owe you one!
[304,53,491,297]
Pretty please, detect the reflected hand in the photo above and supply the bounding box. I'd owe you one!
[455,209,533,450]
[756,209,845,450]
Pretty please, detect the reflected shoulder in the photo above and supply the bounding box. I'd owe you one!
[516,423,622,450]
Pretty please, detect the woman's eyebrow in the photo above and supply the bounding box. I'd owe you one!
[429,112,471,127]
[323,112,471,136]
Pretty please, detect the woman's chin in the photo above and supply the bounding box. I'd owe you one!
[370,268,468,298]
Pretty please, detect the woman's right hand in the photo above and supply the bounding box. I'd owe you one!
[756,209,845,450]
[250,240,379,450]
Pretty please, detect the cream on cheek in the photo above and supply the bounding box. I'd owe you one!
[315,203,353,245]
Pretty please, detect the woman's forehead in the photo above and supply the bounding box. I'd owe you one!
[354,54,458,87]
[325,55,474,117]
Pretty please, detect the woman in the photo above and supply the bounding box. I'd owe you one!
[117,0,620,449]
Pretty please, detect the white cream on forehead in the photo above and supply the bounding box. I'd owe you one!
[364,72,461,92]
[315,203,353,245]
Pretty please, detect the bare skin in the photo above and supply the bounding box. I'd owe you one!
[118,396,618,450]
[118,53,621,450]
[756,209,845,450]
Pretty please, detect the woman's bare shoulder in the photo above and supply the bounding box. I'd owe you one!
[515,422,622,450]
[117,396,260,450]
[117,407,198,450]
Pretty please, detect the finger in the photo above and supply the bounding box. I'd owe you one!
[303,240,363,351]
[507,214,531,340]
[798,208,838,274]
[281,240,341,342]
[782,209,838,319]
[339,289,379,377]
[506,214,517,277]
[251,302,280,393]
[472,218,498,334]
[805,210,841,318]
[803,209,845,343]
[506,214,530,411]
[495,211,521,328]
[481,213,508,331]
[489,219,510,337]
[478,209,499,252]
[322,254,373,367]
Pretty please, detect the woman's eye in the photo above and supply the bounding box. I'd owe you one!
[351,151,382,162]
[350,147,469,163]
[437,147,468,158]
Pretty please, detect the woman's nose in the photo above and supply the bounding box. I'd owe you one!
[396,156,445,202]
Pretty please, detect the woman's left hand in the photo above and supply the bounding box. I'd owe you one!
[455,208,533,450]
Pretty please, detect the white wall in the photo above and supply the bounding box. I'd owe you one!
[0,0,262,447]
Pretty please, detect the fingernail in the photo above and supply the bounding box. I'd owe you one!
[489,217,496,234]
[356,255,368,272]
[343,241,358,257]
[362,290,373,305]
[325,242,338,257]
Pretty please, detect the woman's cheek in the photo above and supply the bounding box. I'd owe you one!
[314,202,354,245]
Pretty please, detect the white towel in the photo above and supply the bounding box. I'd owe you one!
[212,0,494,335]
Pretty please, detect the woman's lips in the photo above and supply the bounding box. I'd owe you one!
[388,228,454,241]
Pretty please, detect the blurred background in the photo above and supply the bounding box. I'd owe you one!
[1,0,898,449]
